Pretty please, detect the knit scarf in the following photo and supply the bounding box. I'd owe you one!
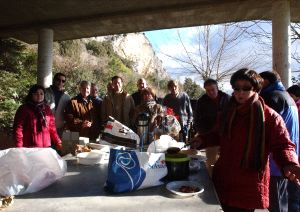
[221,93,266,171]
[28,101,47,132]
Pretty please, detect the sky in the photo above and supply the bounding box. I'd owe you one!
[144,22,300,91]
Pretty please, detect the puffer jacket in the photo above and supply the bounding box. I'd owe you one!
[13,103,61,147]
[196,97,298,209]
[260,81,299,176]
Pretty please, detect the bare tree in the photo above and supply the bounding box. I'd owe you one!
[238,21,300,66]
[161,24,259,82]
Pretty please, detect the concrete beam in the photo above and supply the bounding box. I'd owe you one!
[272,0,291,88]
[37,29,53,88]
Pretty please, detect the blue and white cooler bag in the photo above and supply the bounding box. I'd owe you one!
[106,149,167,193]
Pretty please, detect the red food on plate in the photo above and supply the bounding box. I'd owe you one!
[179,186,200,193]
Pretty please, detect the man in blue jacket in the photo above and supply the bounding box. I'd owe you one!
[260,71,299,212]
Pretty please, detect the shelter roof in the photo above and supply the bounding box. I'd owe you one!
[1,0,300,43]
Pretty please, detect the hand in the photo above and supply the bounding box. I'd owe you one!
[56,143,63,151]
[189,135,203,150]
[155,116,163,126]
[82,120,92,128]
[283,164,300,185]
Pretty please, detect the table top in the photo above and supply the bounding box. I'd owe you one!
[5,156,221,212]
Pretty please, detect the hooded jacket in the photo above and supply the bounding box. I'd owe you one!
[260,81,299,176]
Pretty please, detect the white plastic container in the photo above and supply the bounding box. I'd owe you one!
[77,150,103,165]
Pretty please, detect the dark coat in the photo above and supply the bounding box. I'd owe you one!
[194,91,230,134]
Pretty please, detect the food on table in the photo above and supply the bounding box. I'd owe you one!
[75,144,91,154]
[179,149,198,156]
[179,185,200,193]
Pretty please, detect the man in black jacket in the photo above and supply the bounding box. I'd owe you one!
[194,78,230,176]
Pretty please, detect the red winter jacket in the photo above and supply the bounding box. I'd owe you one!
[13,103,61,148]
[197,101,298,209]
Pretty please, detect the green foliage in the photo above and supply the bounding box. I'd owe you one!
[0,39,27,73]
[57,40,82,58]
[85,40,114,57]
[0,38,37,131]
[0,69,36,130]
[183,78,204,100]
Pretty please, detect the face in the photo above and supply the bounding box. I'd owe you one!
[262,79,269,89]
[112,78,123,93]
[288,93,298,102]
[80,84,90,98]
[90,85,98,97]
[143,92,154,102]
[205,84,218,99]
[233,80,256,104]
[137,79,146,91]
[107,82,114,92]
[32,89,44,103]
[54,76,66,91]
[169,83,179,96]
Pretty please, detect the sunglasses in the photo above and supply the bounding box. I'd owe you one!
[233,86,252,92]
[55,78,66,83]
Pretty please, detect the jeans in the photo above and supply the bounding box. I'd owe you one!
[288,181,300,212]
[269,176,288,212]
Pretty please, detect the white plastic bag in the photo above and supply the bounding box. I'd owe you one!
[147,135,185,153]
[0,148,67,196]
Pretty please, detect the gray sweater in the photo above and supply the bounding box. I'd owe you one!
[162,92,193,128]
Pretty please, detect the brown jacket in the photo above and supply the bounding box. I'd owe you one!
[101,91,135,128]
[65,94,99,139]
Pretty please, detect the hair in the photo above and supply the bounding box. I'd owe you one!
[79,80,91,87]
[141,87,156,98]
[25,84,45,103]
[167,80,179,89]
[137,78,146,84]
[53,72,66,81]
[259,71,281,84]
[111,75,123,82]
[204,78,218,88]
[230,68,263,92]
[287,84,300,97]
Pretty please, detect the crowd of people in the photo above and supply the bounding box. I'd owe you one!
[12,69,300,211]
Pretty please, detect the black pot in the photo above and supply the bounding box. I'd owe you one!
[165,153,190,180]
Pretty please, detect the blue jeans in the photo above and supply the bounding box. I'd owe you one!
[288,181,300,212]
[269,176,288,212]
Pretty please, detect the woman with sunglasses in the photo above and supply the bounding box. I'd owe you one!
[191,68,300,212]
[13,84,62,150]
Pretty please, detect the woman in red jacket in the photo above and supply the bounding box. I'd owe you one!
[191,68,300,212]
[13,84,62,149]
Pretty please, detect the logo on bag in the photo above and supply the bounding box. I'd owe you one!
[115,152,145,191]
[148,158,166,169]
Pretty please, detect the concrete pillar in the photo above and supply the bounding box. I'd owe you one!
[37,28,53,88]
[272,0,291,88]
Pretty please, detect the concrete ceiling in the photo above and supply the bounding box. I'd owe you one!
[1,0,300,44]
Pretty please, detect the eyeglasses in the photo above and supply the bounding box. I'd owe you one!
[55,78,66,83]
[233,86,252,92]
